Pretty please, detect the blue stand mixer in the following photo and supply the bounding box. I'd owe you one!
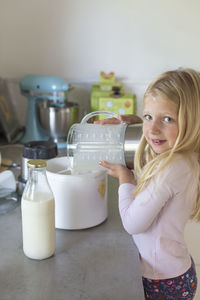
[19,74,70,144]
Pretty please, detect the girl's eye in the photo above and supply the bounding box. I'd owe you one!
[143,114,152,121]
[164,116,173,122]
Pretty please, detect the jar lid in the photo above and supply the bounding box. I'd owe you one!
[27,159,47,168]
[23,141,57,159]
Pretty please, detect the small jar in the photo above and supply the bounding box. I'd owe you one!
[18,140,57,195]
[21,159,55,260]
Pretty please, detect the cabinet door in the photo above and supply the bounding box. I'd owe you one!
[184,221,200,264]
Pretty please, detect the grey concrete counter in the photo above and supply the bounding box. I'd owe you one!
[0,145,145,300]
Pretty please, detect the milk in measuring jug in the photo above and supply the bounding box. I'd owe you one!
[67,121,127,170]
[21,194,55,260]
[67,111,143,170]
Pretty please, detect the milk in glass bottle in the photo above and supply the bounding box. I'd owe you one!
[21,159,55,260]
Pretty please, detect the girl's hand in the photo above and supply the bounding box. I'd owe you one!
[99,160,136,185]
[120,114,143,125]
[94,117,120,125]
[94,114,142,125]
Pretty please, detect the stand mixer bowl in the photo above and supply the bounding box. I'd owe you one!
[38,100,79,143]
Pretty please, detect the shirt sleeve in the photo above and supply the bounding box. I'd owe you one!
[118,155,195,235]
[118,179,173,235]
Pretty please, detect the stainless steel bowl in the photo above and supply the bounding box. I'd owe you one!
[38,100,79,143]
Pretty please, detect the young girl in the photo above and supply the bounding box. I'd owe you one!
[99,68,200,299]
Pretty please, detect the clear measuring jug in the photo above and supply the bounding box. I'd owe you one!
[67,111,142,170]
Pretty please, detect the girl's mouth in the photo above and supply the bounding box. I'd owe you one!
[151,139,166,146]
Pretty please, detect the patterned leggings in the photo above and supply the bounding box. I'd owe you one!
[142,259,197,299]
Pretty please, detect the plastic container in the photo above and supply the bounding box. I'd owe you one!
[67,111,126,170]
[0,170,16,197]
[46,156,108,230]
[67,110,142,170]
[18,140,57,195]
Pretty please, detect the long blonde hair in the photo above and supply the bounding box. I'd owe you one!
[134,68,200,221]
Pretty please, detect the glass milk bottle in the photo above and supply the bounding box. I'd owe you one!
[21,159,55,260]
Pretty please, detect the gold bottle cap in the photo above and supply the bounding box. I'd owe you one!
[27,159,47,168]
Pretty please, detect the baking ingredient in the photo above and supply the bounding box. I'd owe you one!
[21,194,55,260]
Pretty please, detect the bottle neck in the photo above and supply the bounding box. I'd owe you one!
[23,166,53,201]
[28,166,46,174]
[28,167,46,183]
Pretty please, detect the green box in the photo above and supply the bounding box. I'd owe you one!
[90,82,123,111]
[98,93,136,119]
[91,86,111,112]
[90,71,123,113]
[90,72,136,119]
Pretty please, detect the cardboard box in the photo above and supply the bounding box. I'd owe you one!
[91,72,122,113]
[90,72,136,119]
[98,93,136,119]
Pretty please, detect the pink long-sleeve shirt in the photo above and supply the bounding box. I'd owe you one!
[118,153,199,279]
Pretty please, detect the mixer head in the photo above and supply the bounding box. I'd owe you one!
[20,74,69,104]
[20,74,70,143]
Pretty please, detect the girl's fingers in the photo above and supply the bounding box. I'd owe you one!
[94,115,143,125]
[94,118,120,125]
[119,115,143,124]
[99,160,112,168]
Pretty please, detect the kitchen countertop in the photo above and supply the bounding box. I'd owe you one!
[0,144,145,300]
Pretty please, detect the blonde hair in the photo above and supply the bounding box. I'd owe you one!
[134,68,200,221]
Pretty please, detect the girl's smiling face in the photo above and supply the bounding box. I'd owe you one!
[143,94,179,154]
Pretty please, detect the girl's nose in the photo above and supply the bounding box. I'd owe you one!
[150,120,160,134]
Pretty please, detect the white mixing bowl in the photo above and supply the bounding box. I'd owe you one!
[46,156,108,230]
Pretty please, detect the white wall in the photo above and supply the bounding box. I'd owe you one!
[1,0,200,120]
